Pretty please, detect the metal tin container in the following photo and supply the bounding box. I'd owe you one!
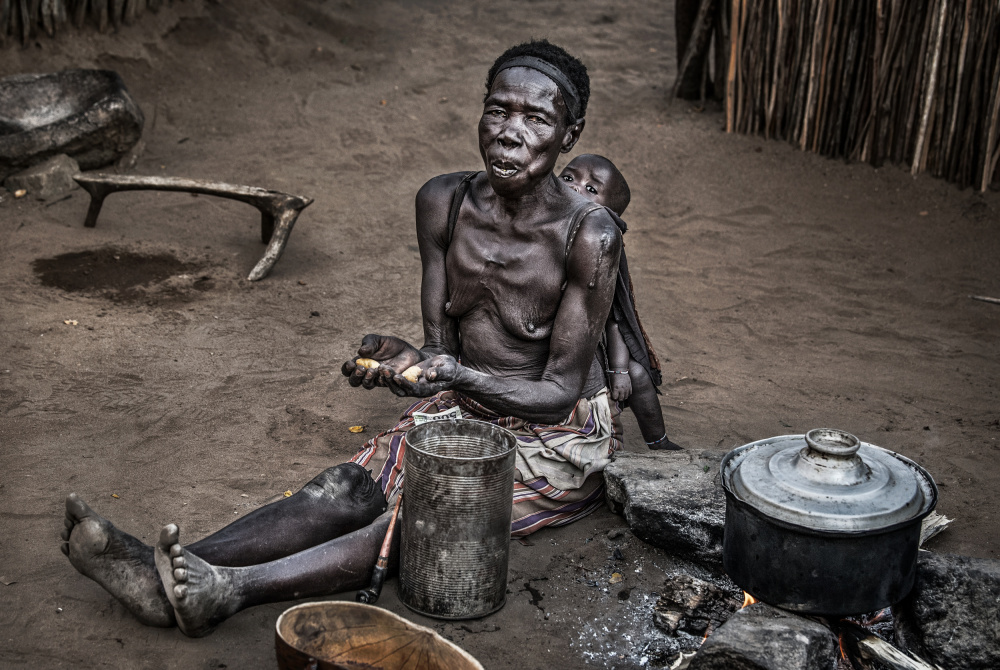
[398,419,516,619]
[721,428,937,615]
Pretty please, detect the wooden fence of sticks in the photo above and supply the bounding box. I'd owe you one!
[680,0,1000,191]
[0,0,174,46]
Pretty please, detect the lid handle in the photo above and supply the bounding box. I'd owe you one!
[805,428,860,458]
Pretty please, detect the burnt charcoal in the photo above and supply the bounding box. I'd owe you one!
[687,603,839,670]
[0,70,144,180]
[4,154,79,200]
[892,551,1000,670]
[653,573,742,637]
[604,450,727,568]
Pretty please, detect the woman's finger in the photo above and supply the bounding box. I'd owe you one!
[385,376,409,397]
[361,367,381,389]
[348,365,369,387]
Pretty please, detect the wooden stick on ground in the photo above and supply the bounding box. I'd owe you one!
[837,620,945,670]
[356,493,403,605]
[970,295,1000,305]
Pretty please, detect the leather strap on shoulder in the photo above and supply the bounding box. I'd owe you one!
[447,171,479,244]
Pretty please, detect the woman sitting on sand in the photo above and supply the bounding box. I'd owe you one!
[61,39,624,637]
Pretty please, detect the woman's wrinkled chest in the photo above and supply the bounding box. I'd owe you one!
[445,227,566,340]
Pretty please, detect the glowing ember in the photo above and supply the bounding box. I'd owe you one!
[838,633,848,661]
[866,608,890,625]
[740,591,758,608]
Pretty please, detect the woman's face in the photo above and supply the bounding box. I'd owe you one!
[479,67,581,198]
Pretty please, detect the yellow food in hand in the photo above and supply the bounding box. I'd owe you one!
[402,365,422,383]
[356,358,380,369]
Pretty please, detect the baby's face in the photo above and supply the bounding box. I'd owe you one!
[559,157,615,209]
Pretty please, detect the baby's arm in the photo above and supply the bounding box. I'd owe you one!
[605,320,633,401]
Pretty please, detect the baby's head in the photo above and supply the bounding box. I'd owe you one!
[559,153,631,216]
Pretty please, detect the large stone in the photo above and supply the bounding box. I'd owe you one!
[0,70,144,180]
[604,450,727,568]
[687,603,839,670]
[893,551,1000,670]
[4,154,79,200]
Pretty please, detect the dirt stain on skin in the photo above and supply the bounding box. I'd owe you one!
[33,247,201,303]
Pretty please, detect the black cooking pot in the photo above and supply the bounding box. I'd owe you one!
[721,428,937,616]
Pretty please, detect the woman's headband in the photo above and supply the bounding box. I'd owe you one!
[493,56,582,122]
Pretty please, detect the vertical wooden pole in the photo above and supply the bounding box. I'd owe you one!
[912,0,947,175]
[726,0,739,132]
[980,27,1000,191]
[943,0,971,172]
[800,0,824,150]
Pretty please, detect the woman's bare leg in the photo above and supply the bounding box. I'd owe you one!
[155,511,394,637]
[60,494,176,627]
[187,462,387,566]
[61,462,386,626]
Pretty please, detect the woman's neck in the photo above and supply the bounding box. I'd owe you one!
[483,172,563,219]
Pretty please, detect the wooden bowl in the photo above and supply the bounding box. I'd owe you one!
[275,601,484,670]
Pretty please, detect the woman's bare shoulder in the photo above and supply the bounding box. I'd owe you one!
[568,206,623,270]
[416,171,477,213]
[415,171,479,245]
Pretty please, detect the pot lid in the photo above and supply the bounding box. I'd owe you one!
[722,429,937,533]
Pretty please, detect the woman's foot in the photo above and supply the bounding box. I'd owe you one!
[155,524,243,637]
[60,493,176,627]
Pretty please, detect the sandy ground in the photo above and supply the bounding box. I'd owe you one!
[1,1,998,668]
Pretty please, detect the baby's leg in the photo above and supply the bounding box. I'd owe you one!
[627,359,682,450]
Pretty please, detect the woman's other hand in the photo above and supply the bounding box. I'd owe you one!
[384,354,461,398]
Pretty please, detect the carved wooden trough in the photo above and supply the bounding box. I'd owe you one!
[73,174,313,281]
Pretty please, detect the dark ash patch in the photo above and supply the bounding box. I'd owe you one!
[33,247,201,303]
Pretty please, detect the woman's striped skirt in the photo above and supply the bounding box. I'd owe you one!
[350,390,622,537]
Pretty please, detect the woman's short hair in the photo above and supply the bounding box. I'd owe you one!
[485,39,590,124]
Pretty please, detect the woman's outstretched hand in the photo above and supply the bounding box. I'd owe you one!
[342,334,424,389]
[383,354,462,398]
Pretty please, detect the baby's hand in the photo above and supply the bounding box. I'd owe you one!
[609,372,632,402]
